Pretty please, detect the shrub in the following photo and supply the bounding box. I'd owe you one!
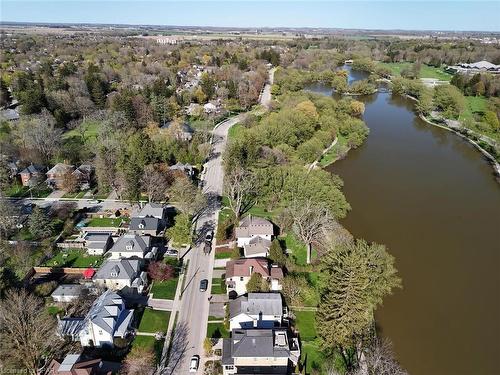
[36,281,58,297]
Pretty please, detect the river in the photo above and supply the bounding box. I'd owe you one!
[306,69,500,375]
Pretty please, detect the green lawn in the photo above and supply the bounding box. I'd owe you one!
[228,123,244,139]
[378,62,452,81]
[42,249,103,268]
[4,182,29,197]
[281,233,312,266]
[86,217,125,227]
[214,251,232,259]
[138,309,171,333]
[133,336,165,363]
[208,315,222,321]
[46,305,65,316]
[150,278,178,300]
[294,310,317,341]
[211,278,225,294]
[318,135,348,167]
[63,120,100,140]
[460,95,488,121]
[206,323,229,338]
[301,342,326,374]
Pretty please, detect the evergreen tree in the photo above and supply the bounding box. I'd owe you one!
[28,207,53,239]
[166,213,192,246]
[268,239,287,266]
[246,273,269,293]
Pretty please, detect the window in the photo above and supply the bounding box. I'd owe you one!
[240,277,244,281]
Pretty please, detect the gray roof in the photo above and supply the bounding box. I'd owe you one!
[244,236,272,256]
[109,234,151,255]
[46,163,73,176]
[20,164,43,175]
[130,217,162,231]
[229,293,282,319]
[94,259,140,280]
[84,232,112,250]
[51,284,84,298]
[0,108,19,121]
[235,215,274,238]
[58,317,84,337]
[228,329,290,359]
[59,354,80,372]
[138,203,166,219]
[84,290,128,335]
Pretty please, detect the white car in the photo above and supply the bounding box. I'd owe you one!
[189,355,199,372]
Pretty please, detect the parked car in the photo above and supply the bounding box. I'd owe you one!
[189,355,200,372]
[165,249,178,257]
[199,279,208,292]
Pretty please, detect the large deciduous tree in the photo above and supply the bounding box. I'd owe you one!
[288,199,334,264]
[224,167,255,220]
[0,288,57,374]
[167,176,205,217]
[121,345,156,375]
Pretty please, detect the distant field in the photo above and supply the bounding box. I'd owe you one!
[379,62,453,81]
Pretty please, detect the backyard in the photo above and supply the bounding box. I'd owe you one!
[132,336,165,363]
[293,310,317,341]
[138,308,171,334]
[85,217,127,227]
[42,249,103,268]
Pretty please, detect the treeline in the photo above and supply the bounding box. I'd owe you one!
[451,72,500,98]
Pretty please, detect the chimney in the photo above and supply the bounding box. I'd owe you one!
[249,265,254,275]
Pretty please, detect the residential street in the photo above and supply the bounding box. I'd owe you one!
[161,69,274,374]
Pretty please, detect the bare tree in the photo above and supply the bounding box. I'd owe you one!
[0,199,17,240]
[168,176,206,217]
[288,199,334,264]
[224,167,255,219]
[0,288,57,374]
[61,170,79,193]
[140,164,169,202]
[121,345,156,375]
[361,337,409,375]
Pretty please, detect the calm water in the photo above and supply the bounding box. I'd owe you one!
[307,73,500,374]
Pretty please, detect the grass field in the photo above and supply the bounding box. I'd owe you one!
[43,249,103,268]
[294,310,317,341]
[63,120,100,140]
[378,62,453,81]
[214,251,232,259]
[206,322,229,338]
[86,217,125,227]
[460,95,488,121]
[301,342,326,374]
[228,123,244,139]
[150,278,178,300]
[138,309,171,333]
[211,278,224,294]
[281,233,312,266]
[133,336,165,362]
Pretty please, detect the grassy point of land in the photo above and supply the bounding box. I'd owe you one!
[138,309,171,334]
[150,278,179,300]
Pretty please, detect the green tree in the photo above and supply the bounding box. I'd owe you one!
[28,207,53,239]
[316,239,401,369]
[433,85,465,119]
[416,90,433,115]
[200,72,216,100]
[484,111,500,131]
[166,213,192,246]
[246,273,269,293]
[268,239,287,266]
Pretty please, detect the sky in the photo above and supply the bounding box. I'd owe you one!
[1,1,499,32]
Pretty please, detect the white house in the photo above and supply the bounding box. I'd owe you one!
[84,232,113,255]
[225,258,283,298]
[235,215,274,247]
[93,258,147,293]
[51,284,84,303]
[57,290,134,348]
[243,236,271,258]
[107,234,156,260]
[228,293,284,330]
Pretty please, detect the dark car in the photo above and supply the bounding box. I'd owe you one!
[199,279,208,292]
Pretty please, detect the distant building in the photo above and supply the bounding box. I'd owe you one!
[46,163,73,189]
[222,328,300,375]
[168,162,195,178]
[57,290,134,348]
[447,60,500,74]
[19,164,45,187]
[45,353,120,375]
[0,108,19,121]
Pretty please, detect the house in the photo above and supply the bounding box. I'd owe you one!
[225,258,283,297]
[229,293,284,330]
[203,102,217,114]
[161,120,193,141]
[51,284,84,303]
[72,164,93,190]
[46,163,74,189]
[107,234,156,260]
[19,164,45,186]
[93,258,147,293]
[168,162,195,177]
[137,202,167,220]
[243,236,271,258]
[84,232,113,255]
[129,217,165,237]
[221,329,300,375]
[235,215,274,247]
[185,103,202,116]
[45,353,120,375]
[57,290,134,348]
